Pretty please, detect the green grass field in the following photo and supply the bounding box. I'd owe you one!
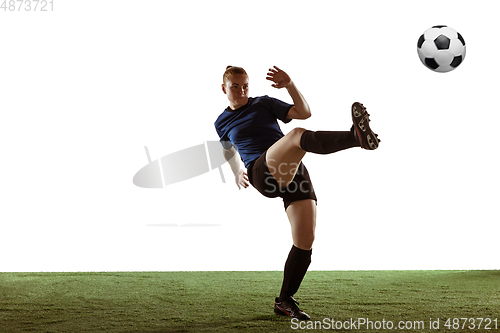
[1,270,499,332]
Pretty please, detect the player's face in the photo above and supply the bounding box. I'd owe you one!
[223,74,249,110]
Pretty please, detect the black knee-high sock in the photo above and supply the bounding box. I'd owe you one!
[300,126,360,154]
[278,245,312,301]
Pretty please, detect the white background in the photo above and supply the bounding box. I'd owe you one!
[1,0,498,271]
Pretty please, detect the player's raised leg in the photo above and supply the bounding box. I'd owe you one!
[266,103,379,188]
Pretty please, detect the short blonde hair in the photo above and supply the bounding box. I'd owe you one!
[222,66,248,85]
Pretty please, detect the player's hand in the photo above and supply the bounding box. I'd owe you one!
[266,66,292,89]
[235,169,249,190]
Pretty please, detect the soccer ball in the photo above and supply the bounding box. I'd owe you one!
[417,25,466,73]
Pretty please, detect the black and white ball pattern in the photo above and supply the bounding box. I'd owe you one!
[417,25,466,73]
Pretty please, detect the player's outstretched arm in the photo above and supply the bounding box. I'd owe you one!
[266,66,311,120]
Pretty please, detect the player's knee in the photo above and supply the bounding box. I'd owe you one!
[297,229,315,250]
[288,127,307,148]
[290,127,307,138]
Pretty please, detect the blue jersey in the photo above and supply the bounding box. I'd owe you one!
[214,95,293,168]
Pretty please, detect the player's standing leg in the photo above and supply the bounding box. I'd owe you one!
[274,199,316,320]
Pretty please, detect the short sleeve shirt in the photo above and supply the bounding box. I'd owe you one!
[214,95,293,168]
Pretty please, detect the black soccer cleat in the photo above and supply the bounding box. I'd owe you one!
[274,296,310,320]
[352,102,379,150]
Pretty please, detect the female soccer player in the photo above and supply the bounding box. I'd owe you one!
[214,66,379,320]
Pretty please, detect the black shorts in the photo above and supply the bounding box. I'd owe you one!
[247,151,317,211]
